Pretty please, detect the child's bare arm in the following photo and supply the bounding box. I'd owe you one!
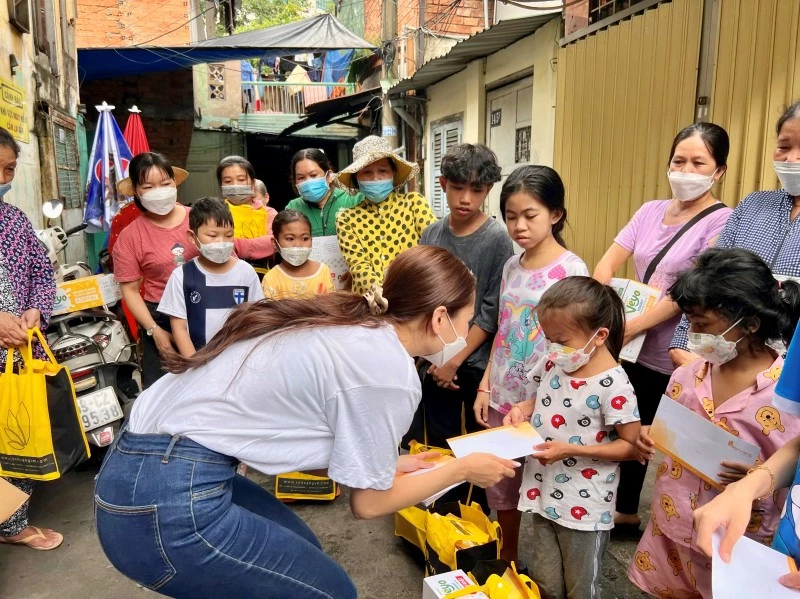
[170,317,196,358]
[572,437,638,462]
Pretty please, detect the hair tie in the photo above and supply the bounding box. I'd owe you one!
[364,285,389,316]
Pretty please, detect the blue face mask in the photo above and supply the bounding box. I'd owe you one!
[358,179,394,203]
[297,177,330,204]
[0,182,11,200]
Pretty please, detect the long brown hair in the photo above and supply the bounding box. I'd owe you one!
[165,245,475,373]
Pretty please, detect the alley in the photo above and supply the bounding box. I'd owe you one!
[0,467,651,598]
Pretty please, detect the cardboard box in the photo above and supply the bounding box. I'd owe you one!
[610,278,661,363]
[0,477,30,522]
[422,570,489,599]
[53,274,122,316]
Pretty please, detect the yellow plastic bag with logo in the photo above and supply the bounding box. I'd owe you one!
[0,328,90,480]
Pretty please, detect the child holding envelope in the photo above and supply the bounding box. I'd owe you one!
[504,277,641,599]
[628,248,800,598]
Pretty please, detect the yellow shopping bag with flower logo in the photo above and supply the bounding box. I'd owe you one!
[0,328,90,480]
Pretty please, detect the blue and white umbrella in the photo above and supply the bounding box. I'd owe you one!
[83,102,133,232]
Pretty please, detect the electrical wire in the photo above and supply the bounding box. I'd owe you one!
[131,3,217,47]
[497,0,584,10]
[82,1,469,90]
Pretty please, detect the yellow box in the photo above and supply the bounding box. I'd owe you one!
[53,275,122,316]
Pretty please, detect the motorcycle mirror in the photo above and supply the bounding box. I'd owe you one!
[42,199,64,220]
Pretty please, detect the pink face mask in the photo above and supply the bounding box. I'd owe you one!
[545,331,600,373]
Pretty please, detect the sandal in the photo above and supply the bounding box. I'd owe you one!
[0,526,63,551]
[610,522,643,539]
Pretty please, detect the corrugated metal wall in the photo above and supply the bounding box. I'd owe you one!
[710,0,800,205]
[553,0,703,272]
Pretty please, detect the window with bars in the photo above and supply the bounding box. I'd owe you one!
[589,0,636,23]
[515,126,531,164]
[209,63,225,100]
[52,114,81,210]
[566,0,657,37]
[429,116,463,218]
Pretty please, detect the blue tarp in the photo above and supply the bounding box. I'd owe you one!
[321,49,354,97]
[78,14,374,82]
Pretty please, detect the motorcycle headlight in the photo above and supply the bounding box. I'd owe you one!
[92,334,110,349]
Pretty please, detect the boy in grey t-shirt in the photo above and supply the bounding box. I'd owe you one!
[406,144,513,461]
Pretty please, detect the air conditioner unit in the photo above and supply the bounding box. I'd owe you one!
[8,0,31,34]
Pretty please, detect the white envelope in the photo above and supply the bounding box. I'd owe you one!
[400,455,465,506]
[712,531,797,598]
[650,395,759,489]
[447,423,544,461]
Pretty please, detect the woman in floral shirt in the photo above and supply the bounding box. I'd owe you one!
[0,126,61,551]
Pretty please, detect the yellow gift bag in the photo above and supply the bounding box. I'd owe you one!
[0,328,90,480]
[444,563,540,599]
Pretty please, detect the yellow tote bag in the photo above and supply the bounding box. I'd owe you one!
[0,328,90,480]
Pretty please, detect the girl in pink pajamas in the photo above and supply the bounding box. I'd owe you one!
[629,248,800,598]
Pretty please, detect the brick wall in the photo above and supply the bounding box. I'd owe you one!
[364,0,382,43]
[363,0,491,54]
[76,0,192,48]
[81,69,195,167]
[426,0,491,37]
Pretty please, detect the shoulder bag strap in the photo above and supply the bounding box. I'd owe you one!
[641,203,727,285]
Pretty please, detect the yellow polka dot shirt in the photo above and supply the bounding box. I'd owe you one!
[336,191,436,295]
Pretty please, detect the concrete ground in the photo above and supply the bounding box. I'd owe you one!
[0,463,654,598]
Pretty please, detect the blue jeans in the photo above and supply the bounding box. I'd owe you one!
[94,431,356,598]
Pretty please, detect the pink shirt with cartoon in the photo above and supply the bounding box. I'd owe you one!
[518,359,640,531]
[629,357,800,597]
[488,252,589,414]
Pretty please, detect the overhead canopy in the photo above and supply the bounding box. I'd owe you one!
[78,14,375,81]
[280,87,382,136]
[389,14,558,97]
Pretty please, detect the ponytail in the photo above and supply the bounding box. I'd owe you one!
[537,276,626,361]
[164,245,476,373]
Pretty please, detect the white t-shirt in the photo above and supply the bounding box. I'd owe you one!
[158,258,264,348]
[518,359,639,531]
[128,325,421,490]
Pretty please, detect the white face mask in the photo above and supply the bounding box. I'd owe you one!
[546,331,599,374]
[668,170,717,202]
[278,244,312,267]
[197,241,234,264]
[221,185,253,206]
[774,161,800,196]
[687,319,743,365]
[422,313,468,368]
[140,186,177,215]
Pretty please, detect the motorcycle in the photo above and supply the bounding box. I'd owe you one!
[37,200,141,451]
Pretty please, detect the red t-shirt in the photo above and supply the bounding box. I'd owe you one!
[113,206,274,303]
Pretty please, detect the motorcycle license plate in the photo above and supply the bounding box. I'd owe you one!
[77,387,123,431]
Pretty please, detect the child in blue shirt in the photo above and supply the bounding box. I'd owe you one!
[159,197,263,356]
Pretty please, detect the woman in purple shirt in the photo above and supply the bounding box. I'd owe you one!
[670,101,800,360]
[0,127,61,550]
[593,123,732,534]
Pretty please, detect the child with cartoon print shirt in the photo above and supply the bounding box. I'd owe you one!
[475,166,589,564]
[628,249,800,599]
[505,276,640,599]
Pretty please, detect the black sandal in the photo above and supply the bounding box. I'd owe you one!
[610,522,643,539]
